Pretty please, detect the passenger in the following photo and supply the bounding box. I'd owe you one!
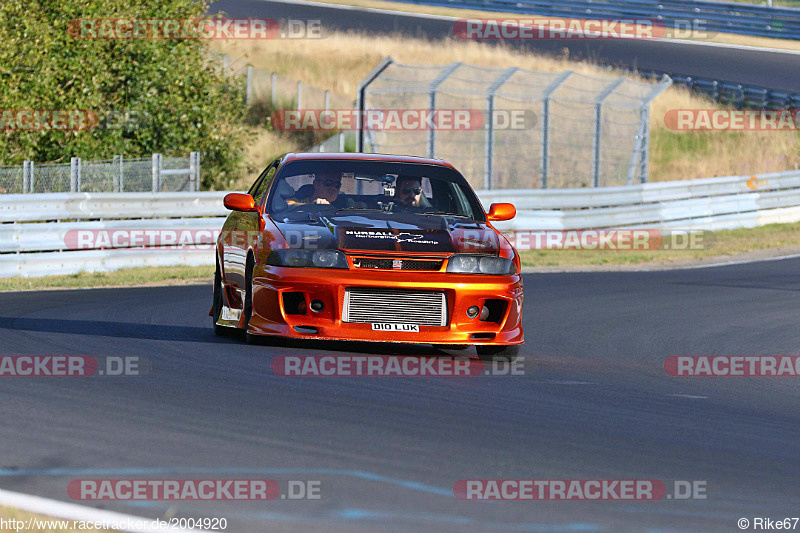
[393,177,423,207]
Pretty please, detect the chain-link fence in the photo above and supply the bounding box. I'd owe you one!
[0,153,200,193]
[357,58,672,189]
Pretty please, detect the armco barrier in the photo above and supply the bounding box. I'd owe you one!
[2,170,800,277]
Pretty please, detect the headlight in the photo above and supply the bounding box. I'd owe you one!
[267,249,348,269]
[447,254,514,275]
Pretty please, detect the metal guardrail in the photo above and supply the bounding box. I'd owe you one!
[393,0,800,40]
[636,69,800,110]
[3,171,800,277]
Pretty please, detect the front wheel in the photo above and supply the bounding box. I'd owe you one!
[476,344,519,364]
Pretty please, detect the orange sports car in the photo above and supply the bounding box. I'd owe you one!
[211,153,523,361]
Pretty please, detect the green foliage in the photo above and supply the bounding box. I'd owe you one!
[0,0,245,188]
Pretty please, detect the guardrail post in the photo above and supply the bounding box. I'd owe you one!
[592,78,625,188]
[70,157,81,192]
[246,66,253,105]
[356,56,394,153]
[152,153,162,193]
[540,71,572,189]
[483,67,519,190]
[271,72,277,105]
[427,62,462,159]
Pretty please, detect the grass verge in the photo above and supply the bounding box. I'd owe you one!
[518,222,800,267]
[0,265,213,292]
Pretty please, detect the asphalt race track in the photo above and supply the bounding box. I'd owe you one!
[210,0,800,93]
[2,258,800,531]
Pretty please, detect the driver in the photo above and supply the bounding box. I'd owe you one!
[303,173,342,205]
[287,172,363,209]
[393,177,423,207]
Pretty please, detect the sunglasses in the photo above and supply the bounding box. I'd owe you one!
[322,180,341,188]
[402,187,422,195]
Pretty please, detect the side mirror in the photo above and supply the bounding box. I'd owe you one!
[487,203,516,222]
[224,193,257,212]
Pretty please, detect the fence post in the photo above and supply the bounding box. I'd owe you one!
[356,56,394,153]
[191,151,201,191]
[22,160,30,193]
[113,155,121,192]
[152,153,162,193]
[70,157,81,192]
[540,71,572,189]
[339,132,346,152]
[119,154,124,192]
[222,54,228,75]
[592,79,625,188]
[271,72,277,105]
[324,90,330,113]
[483,67,518,190]
[427,62,462,159]
[246,66,253,105]
[29,161,34,193]
[296,81,302,110]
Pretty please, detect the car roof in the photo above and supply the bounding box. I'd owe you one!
[280,152,455,169]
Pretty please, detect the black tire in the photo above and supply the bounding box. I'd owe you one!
[476,344,520,364]
[212,263,228,337]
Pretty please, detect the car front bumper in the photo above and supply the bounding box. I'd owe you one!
[247,264,524,346]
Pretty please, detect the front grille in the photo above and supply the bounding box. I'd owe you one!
[352,257,444,271]
[342,288,447,327]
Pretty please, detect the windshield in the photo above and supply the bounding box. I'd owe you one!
[266,159,485,221]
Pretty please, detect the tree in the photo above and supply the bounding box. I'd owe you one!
[0,0,244,188]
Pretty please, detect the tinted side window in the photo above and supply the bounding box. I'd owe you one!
[248,161,279,203]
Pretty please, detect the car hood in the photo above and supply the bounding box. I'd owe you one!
[271,211,501,254]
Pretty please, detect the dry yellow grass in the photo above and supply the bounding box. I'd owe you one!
[213,32,800,183]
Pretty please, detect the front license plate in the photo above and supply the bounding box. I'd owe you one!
[372,323,420,332]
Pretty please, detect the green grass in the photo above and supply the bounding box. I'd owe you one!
[0,265,213,292]
[519,221,800,267]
